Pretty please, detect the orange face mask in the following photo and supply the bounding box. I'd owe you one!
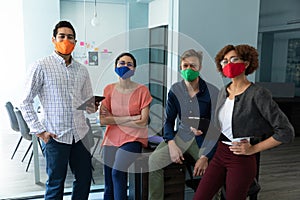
[54,39,75,55]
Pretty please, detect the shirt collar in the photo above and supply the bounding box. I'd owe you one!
[52,51,73,66]
[180,76,207,97]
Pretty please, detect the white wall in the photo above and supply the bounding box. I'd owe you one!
[179,0,260,57]
[178,0,260,86]
[23,0,60,70]
[148,0,260,89]
[0,1,25,129]
[0,0,60,130]
[148,0,169,28]
[60,1,128,96]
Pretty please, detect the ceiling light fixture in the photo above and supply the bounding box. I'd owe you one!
[91,0,100,26]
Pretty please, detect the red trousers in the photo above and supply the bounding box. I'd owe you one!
[193,141,256,200]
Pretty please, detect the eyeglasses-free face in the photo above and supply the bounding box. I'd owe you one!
[220,56,242,67]
[57,33,75,40]
[117,61,134,67]
[55,27,76,43]
[180,56,201,71]
[181,63,199,70]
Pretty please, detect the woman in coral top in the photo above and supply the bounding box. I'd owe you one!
[99,52,152,200]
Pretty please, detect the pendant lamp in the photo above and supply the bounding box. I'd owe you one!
[91,0,100,26]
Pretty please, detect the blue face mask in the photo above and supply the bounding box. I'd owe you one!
[115,66,135,79]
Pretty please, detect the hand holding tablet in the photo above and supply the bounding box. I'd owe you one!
[77,96,105,110]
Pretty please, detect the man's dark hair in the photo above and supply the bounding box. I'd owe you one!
[53,21,76,39]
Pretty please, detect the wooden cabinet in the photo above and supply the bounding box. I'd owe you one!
[129,155,186,200]
[163,163,186,199]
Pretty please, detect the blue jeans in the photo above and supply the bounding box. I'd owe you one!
[44,137,92,200]
[103,142,142,200]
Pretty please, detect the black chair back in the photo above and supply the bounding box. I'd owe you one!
[14,108,32,141]
[5,101,20,132]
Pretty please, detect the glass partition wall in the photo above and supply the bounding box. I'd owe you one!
[0,0,158,199]
[0,1,128,199]
[258,29,300,96]
[59,0,128,195]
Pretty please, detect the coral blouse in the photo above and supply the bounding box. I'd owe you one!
[101,83,152,147]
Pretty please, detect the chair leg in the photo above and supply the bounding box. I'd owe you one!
[90,155,96,184]
[90,135,101,185]
[22,142,32,162]
[11,136,23,159]
[249,194,258,200]
[26,151,33,172]
[38,138,45,156]
[91,174,95,184]
[221,186,226,200]
[91,137,101,157]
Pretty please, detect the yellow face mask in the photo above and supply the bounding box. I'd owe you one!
[54,39,75,55]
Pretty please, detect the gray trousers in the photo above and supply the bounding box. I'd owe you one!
[148,136,199,200]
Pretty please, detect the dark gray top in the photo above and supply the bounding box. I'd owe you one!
[215,82,294,143]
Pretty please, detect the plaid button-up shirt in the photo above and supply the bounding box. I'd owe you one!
[20,52,93,144]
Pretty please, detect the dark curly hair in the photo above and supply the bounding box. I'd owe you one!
[215,44,259,77]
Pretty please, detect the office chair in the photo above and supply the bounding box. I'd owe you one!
[14,108,44,172]
[85,118,105,184]
[5,101,23,160]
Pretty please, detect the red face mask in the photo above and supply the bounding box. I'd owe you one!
[55,40,75,55]
[222,62,246,78]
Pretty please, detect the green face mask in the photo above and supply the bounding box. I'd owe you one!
[181,69,199,82]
